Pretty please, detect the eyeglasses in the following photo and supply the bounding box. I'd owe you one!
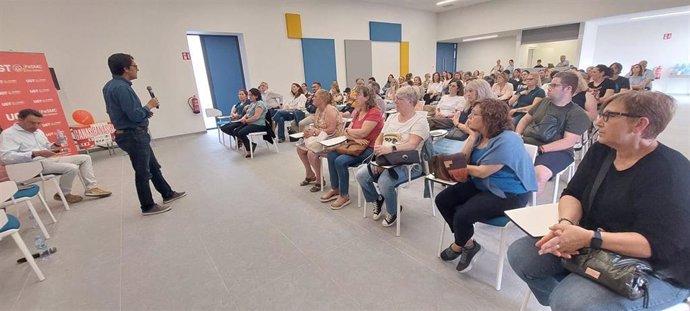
[548,83,562,88]
[598,110,642,122]
[523,78,535,81]
[129,64,138,69]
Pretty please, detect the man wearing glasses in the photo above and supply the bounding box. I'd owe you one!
[516,71,591,194]
[102,53,186,216]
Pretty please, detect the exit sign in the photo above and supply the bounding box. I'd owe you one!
[663,33,672,40]
[181,52,191,60]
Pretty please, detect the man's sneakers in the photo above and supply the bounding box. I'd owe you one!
[85,187,112,198]
[381,213,397,227]
[371,195,384,220]
[163,191,187,204]
[455,241,482,273]
[142,204,172,216]
[54,193,83,204]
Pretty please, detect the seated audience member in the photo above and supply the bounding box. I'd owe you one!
[356,86,430,226]
[412,76,424,100]
[273,83,307,143]
[483,75,495,87]
[296,90,344,192]
[422,73,431,91]
[321,86,384,209]
[505,59,515,73]
[424,72,443,104]
[609,62,630,94]
[516,72,590,193]
[258,82,283,114]
[492,73,514,101]
[301,82,311,97]
[508,72,545,125]
[229,89,250,120]
[221,89,251,146]
[330,81,343,104]
[556,55,569,67]
[383,74,395,95]
[534,59,545,68]
[437,99,537,271]
[0,109,112,203]
[368,81,386,113]
[571,73,598,121]
[490,60,503,75]
[428,80,465,129]
[508,69,521,90]
[385,79,399,101]
[233,88,269,158]
[638,60,655,90]
[447,79,496,140]
[508,91,690,310]
[298,82,321,131]
[588,64,616,106]
[627,64,647,91]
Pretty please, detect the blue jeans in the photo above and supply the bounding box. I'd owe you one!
[355,163,422,216]
[507,236,690,310]
[115,129,174,212]
[326,148,373,196]
[274,110,305,139]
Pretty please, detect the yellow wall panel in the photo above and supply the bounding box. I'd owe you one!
[285,13,302,39]
[400,41,410,76]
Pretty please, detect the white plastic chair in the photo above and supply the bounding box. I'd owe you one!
[205,108,232,145]
[5,161,71,211]
[246,132,279,158]
[0,182,45,281]
[2,162,58,239]
[431,144,540,290]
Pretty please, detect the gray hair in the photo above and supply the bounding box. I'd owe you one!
[395,86,419,105]
[465,79,496,100]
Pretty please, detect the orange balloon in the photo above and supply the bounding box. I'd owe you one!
[72,109,94,125]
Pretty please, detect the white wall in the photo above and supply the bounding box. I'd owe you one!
[0,0,436,138]
[437,0,690,41]
[588,14,690,94]
[371,42,400,83]
[456,36,516,73]
[517,40,579,68]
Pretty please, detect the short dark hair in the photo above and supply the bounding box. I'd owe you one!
[553,71,579,94]
[108,53,134,75]
[594,64,612,77]
[368,77,376,82]
[473,98,513,138]
[248,88,262,100]
[18,108,42,119]
[312,82,321,87]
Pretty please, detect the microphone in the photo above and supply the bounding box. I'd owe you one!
[146,86,159,109]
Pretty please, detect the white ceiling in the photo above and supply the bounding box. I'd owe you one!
[361,0,493,13]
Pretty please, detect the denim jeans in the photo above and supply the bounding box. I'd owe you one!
[274,110,305,140]
[115,129,174,211]
[355,163,422,215]
[326,148,373,196]
[507,236,690,310]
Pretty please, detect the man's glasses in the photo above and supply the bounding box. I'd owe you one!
[598,110,642,122]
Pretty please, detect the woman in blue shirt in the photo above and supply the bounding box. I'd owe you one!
[220,89,251,141]
[508,72,545,125]
[232,88,268,158]
[435,98,537,272]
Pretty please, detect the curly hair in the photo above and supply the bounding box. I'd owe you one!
[473,98,514,138]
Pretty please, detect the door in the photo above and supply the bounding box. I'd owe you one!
[436,42,457,73]
[200,35,246,115]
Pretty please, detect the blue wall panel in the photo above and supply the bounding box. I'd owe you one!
[301,38,337,89]
[369,22,401,42]
[200,35,246,115]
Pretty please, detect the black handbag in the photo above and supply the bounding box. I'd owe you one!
[531,114,562,143]
[375,150,420,166]
[561,150,652,307]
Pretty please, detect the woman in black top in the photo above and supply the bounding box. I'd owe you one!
[587,64,615,106]
[508,91,690,310]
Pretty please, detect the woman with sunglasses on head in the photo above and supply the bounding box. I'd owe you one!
[508,91,690,311]
[508,72,545,125]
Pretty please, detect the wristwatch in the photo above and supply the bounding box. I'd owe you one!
[391,145,397,152]
[590,228,603,249]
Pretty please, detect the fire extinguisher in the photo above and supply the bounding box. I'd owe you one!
[654,66,662,80]
[187,95,201,114]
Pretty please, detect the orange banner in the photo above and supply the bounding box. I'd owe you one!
[0,51,76,180]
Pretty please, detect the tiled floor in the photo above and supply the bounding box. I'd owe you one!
[0,97,687,311]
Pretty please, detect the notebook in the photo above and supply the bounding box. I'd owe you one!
[505,203,559,238]
[319,136,347,147]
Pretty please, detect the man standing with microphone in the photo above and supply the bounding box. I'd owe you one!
[103,53,186,215]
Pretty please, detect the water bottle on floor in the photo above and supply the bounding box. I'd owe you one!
[34,234,50,261]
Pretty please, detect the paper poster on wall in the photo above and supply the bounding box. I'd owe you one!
[0,51,77,155]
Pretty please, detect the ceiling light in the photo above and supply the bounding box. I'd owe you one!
[631,10,690,20]
[436,0,457,6]
[462,35,498,42]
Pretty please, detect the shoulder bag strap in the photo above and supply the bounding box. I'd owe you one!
[585,149,615,215]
